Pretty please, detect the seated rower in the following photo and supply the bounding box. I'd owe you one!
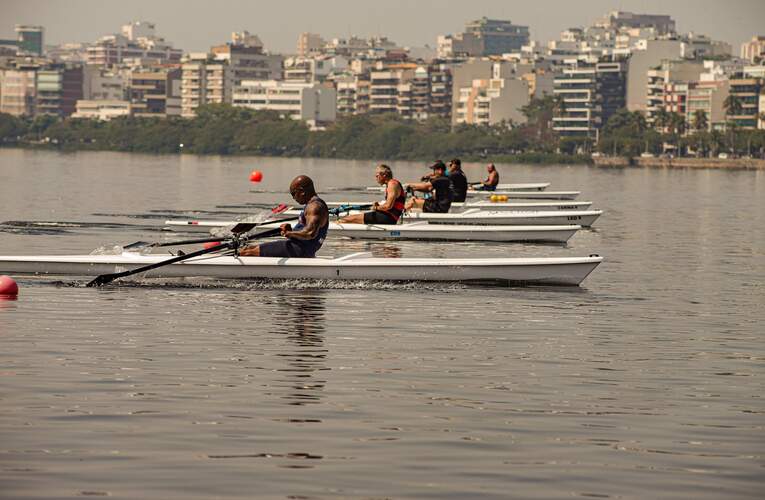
[447,158,468,203]
[338,164,406,225]
[239,175,329,258]
[404,161,452,213]
[474,163,500,191]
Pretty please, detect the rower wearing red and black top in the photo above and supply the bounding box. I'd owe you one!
[338,164,406,225]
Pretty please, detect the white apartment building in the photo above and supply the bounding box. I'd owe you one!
[454,77,529,126]
[72,100,131,120]
[0,68,37,116]
[741,36,765,63]
[232,80,336,123]
[181,56,230,118]
[83,65,126,100]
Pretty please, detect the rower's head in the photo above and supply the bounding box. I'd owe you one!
[289,175,316,204]
[431,160,446,177]
[448,158,461,173]
[374,164,393,185]
[487,163,496,173]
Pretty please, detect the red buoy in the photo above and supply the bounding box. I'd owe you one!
[203,241,221,249]
[249,170,263,183]
[0,275,19,297]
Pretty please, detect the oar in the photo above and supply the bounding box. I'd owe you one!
[88,205,371,286]
[87,226,285,287]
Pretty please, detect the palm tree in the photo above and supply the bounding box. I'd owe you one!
[653,109,670,133]
[692,110,708,132]
[723,94,743,119]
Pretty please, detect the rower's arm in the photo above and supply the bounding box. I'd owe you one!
[378,181,402,211]
[284,202,327,240]
[406,181,432,193]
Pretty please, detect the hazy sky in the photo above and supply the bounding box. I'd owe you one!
[3,0,764,54]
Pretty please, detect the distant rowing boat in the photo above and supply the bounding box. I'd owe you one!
[164,220,582,242]
[0,252,603,286]
[367,182,550,192]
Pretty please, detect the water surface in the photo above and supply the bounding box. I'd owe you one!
[0,149,763,499]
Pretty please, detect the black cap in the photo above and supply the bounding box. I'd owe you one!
[430,160,446,170]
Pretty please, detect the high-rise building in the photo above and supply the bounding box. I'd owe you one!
[297,33,326,57]
[0,66,38,116]
[129,68,182,117]
[438,18,530,58]
[741,36,765,63]
[553,59,626,138]
[36,64,84,117]
[727,74,763,129]
[596,11,676,36]
[645,60,704,125]
[15,25,44,56]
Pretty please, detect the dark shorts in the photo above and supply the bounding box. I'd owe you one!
[363,211,398,225]
[423,199,450,213]
[474,185,497,191]
[258,239,315,258]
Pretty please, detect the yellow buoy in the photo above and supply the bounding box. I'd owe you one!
[490,195,498,202]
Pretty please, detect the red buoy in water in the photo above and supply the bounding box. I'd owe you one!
[0,275,19,297]
[203,241,221,250]
[249,170,263,183]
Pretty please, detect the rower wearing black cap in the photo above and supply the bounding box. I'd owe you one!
[404,161,452,213]
[447,158,468,203]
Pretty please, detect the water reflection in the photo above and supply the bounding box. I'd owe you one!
[269,291,327,407]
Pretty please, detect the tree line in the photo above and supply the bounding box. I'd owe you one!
[1,97,763,161]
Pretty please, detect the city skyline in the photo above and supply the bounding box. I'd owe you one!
[4,0,764,54]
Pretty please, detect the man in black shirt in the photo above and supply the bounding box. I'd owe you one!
[404,161,452,213]
[447,158,468,203]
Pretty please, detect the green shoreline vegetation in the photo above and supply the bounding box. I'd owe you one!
[1,98,764,164]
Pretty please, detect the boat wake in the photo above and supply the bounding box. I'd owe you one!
[62,277,470,292]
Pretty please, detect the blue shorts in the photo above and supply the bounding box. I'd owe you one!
[258,239,316,258]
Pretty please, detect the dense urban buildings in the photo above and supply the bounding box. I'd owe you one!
[0,11,762,139]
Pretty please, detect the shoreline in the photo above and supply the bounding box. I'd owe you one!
[4,144,765,170]
[593,156,765,170]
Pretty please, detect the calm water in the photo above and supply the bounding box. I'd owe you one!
[0,149,763,499]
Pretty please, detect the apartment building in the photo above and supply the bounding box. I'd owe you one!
[15,25,44,56]
[181,55,229,118]
[210,37,282,87]
[336,77,370,115]
[438,18,530,58]
[83,65,127,100]
[297,33,326,57]
[232,80,336,123]
[552,60,626,138]
[86,22,182,66]
[0,66,37,116]
[595,11,676,36]
[129,67,181,117]
[645,60,704,124]
[727,75,763,129]
[685,80,729,131]
[72,100,131,120]
[36,65,84,117]
[741,36,765,63]
[455,77,529,126]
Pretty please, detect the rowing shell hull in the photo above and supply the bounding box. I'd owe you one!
[165,221,581,242]
[326,201,593,212]
[467,191,580,200]
[401,210,602,227]
[0,253,603,286]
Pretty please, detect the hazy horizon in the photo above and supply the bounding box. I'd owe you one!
[3,0,764,55]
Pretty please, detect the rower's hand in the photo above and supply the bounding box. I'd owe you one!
[280,223,292,237]
[372,202,380,210]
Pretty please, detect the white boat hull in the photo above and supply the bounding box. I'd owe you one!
[467,191,580,200]
[165,221,581,242]
[326,201,593,212]
[401,209,602,227]
[0,253,603,286]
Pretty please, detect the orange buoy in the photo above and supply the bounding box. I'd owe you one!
[203,241,221,249]
[0,275,19,297]
[249,170,263,183]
